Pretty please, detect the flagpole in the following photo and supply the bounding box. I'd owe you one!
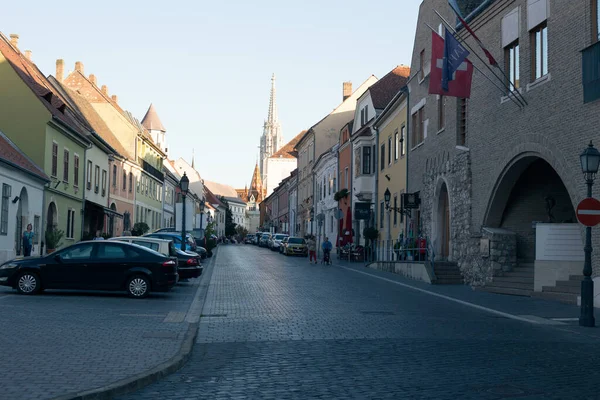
[424,23,524,109]
[433,9,527,107]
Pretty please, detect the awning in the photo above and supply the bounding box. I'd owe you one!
[103,206,123,219]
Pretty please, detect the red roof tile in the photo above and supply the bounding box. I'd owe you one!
[369,65,410,110]
[0,131,49,181]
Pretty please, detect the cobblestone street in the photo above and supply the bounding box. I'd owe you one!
[117,245,600,400]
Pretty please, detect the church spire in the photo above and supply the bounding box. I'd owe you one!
[267,73,277,124]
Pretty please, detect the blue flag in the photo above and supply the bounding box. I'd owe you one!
[442,30,470,91]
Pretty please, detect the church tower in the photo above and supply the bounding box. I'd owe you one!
[259,74,283,185]
[141,103,167,154]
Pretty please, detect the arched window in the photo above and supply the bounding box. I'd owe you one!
[112,165,117,187]
[122,170,127,190]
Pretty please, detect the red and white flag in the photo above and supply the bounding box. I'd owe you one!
[428,31,473,98]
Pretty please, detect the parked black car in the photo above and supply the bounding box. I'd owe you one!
[174,248,202,280]
[0,241,178,298]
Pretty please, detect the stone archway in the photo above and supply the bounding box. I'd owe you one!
[46,202,57,231]
[432,178,452,260]
[484,156,575,261]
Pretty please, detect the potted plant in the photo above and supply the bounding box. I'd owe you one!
[334,188,349,202]
[45,228,64,254]
[131,222,150,236]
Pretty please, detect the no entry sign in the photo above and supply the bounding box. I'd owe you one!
[576,198,600,227]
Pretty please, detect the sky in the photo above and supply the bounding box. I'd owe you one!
[3,0,421,189]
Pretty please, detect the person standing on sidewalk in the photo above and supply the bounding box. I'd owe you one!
[22,224,34,257]
[307,235,317,264]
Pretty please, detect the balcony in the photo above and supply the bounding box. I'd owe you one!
[582,41,600,103]
[354,174,374,202]
[138,157,164,181]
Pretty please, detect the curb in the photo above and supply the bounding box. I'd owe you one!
[51,247,219,400]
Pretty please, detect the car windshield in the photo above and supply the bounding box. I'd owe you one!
[274,234,286,240]
[288,238,305,244]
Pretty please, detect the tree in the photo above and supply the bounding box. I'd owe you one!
[235,225,248,240]
[218,196,237,237]
[132,222,150,236]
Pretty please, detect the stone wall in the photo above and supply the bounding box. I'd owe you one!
[482,227,517,275]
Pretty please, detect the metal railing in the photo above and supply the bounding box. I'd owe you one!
[371,238,434,264]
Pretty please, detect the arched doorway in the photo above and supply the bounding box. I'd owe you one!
[46,202,57,231]
[485,157,575,261]
[434,181,451,260]
[15,187,29,255]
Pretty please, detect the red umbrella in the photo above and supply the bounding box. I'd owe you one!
[344,207,353,245]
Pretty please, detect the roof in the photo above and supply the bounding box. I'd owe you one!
[204,185,225,208]
[50,79,132,159]
[271,130,305,159]
[222,196,246,205]
[0,130,49,181]
[204,180,239,198]
[141,103,166,132]
[0,33,89,143]
[368,65,410,110]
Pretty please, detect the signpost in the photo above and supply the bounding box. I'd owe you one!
[576,198,600,227]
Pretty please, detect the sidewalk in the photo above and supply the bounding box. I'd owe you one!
[333,257,600,338]
[0,248,217,400]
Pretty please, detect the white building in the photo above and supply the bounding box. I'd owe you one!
[224,196,247,231]
[0,132,49,263]
[314,145,339,251]
[264,131,303,197]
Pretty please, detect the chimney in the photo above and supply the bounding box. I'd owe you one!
[111,95,118,103]
[9,34,19,48]
[101,85,108,95]
[89,74,97,85]
[56,59,64,82]
[343,81,352,101]
[24,50,32,61]
[75,61,84,74]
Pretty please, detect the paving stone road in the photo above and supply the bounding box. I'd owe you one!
[0,255,212,400]
[116,245,600,400]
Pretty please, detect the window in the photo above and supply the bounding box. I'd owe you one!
[51,142,58,177]
[458,98,468,146]
[387,137,392,165]
[401,125,406,157]
[362,146,371,175]
[33,215,40,244]
[97,243,129,259]
[411,108,424,148]
[594,0,600,43]
[360,105,369,126]
[344,167,349,189]
[112,165,117,187]
[380,143,385,171]
[129,172,133,193]
[132,240,159,252]
[60,243,93,260]
[66,209,75,239]
[0,184,11,235]
[87,160,92,190]
[372,145,376,174]
[122,170,127,190]
[437,96,445,131]
[74,155,79,187]
[505,40,520,90]
[333,177,336,193]
[419,49,425,81]
[393,195,398,226]
[380,201,384,228]
[101,170,107,197]
[94,166,100,193]
[394,130,399,161]
[530,22,548,80]
[62,149,69,182]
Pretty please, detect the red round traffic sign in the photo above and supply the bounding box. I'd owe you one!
[576,197,600,227]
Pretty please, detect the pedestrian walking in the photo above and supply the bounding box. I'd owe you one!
[22,223,34,257]
[322,236,332,265]
[307,235,317,264]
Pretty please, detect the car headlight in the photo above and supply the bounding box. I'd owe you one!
[0,263,19,270]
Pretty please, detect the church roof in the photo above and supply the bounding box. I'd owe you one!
[250,162,262,189]
[270,130,306,159]
[368,65,410,110]
[141,103,166,132]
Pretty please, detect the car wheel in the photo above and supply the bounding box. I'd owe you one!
[16,271,41,295]
[127,275,150,298]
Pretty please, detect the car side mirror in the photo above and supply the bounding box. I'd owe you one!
[54,254,62,263]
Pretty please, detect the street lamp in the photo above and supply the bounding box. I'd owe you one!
[579,141,600,327]
[383,188,410,216]
[180,172,189,252]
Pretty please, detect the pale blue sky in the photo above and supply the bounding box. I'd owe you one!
[3,0,421,188]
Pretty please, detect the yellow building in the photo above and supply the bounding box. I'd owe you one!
[374,89,408,242]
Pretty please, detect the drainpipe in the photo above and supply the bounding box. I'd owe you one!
[372,125,379,262]
[81,140,93,240]
[405,89,411,239]
[41,181,49,255]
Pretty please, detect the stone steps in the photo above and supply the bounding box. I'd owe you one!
[486,281,534,291]
[493,276,534,284]
[474,286,533,297]
[432,262,463,285]
[531,291,578,305]
[542,285,580,294]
